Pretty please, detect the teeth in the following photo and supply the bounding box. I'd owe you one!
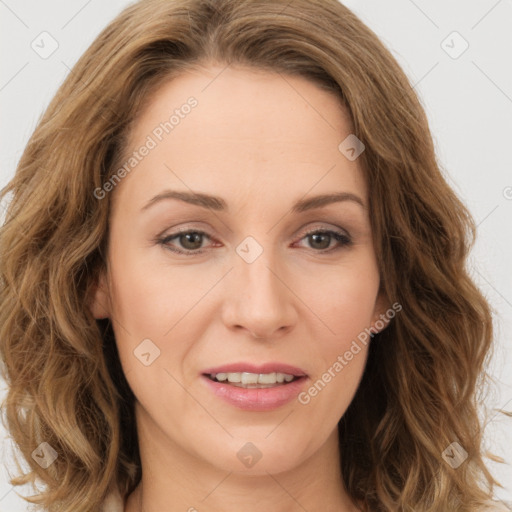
[227,372,241,383]
[210,372,297,385]
[241,372,259,385]
[257,372,277,384]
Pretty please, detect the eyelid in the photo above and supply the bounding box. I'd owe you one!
[156,221,352,255]
[156,226,216,246]
[293,226,352,251]
[298,222,350,237]
[158,221,350,239]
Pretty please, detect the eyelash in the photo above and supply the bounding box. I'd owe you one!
[156,227,352,255]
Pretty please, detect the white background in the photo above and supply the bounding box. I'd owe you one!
[0,0,511,510]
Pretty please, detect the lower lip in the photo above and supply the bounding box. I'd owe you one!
[201,375,308,411]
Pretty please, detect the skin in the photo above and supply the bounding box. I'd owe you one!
[91,63,389,512]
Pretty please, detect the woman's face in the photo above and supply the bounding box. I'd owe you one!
[92,64,388,475]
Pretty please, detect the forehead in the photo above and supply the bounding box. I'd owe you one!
[115,65,366,213]
[129,64,351,148]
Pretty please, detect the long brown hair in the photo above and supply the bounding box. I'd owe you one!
[0,0,506,510]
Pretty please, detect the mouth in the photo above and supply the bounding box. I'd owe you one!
[200,363,308,411]
[204,371,302,388]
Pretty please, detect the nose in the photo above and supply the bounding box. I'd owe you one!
[221,248,298,340]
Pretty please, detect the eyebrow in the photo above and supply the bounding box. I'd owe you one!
[141,190,366,213]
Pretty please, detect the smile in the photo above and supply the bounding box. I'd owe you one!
[207,371,297,388]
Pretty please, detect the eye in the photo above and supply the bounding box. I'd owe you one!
[295,229,352,252]
[158,230,214,254]
[157,227,352,255]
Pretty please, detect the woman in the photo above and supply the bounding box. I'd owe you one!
[0,0,508,511]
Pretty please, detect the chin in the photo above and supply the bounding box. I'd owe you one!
[195,432,311,476]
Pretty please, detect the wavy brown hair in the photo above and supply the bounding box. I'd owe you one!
[0,0,507,510]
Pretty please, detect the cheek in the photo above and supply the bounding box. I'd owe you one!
[108,242,202,336]
[106,245,207,406]
[307,255,380,341]
[298,254,378,403]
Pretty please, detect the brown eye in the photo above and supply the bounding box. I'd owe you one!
[159,230,212,254]
[308,232,332,250]
[178,232,204,250]
[299,229,352,252]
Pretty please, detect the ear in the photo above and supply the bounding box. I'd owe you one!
[369,288,396,335]
[89,270,111,320]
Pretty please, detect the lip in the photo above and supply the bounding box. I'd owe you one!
[201,374,308,411]
[202,362,308,377]
[200,362,309,412]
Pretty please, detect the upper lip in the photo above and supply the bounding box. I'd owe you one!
[202,362,308,377]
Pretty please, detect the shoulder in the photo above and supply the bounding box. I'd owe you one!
[479,500,512,511]
[100,485,125,512]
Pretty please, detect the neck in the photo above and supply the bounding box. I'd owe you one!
[128,470,361,512]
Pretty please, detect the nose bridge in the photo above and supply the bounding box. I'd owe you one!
[223,237,296,338]
[241,251,281,307]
